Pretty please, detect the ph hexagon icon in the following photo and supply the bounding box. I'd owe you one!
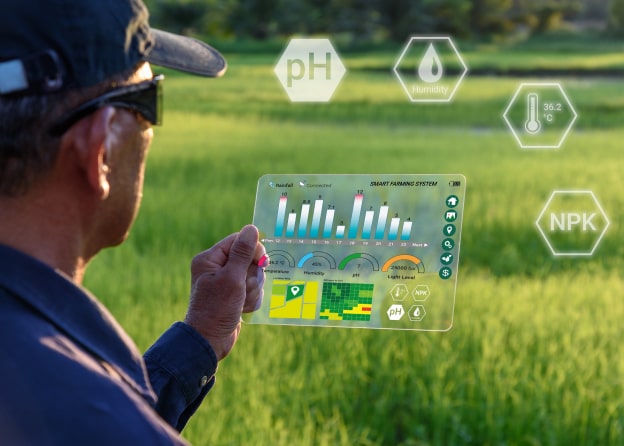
[274,38,346,102]
[393,36,468,103]
[503,83,578,149]
[387,304,405,321]
[536,190,610,256]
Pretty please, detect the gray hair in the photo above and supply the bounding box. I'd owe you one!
[0,93,64,196]
[0,65,139,196]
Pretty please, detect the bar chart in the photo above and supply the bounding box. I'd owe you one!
[273,192,413,241]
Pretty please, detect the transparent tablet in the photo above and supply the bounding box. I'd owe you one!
[246,174,465,331]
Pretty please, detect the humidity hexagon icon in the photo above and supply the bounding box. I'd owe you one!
[503,83,578,149]
[393,36,468,103]
[274,38,346,102]
[536,190,610,256]
[408,305,426,322]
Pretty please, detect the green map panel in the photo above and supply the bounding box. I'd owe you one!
[320,283,373,321]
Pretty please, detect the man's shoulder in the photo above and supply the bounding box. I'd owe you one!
[0,287,112,411]
[0,284,58,342]
[0,288,188,445]
[0,247,188,445]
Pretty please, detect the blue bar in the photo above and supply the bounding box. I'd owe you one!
[323,209,335,238]
[375,206,389,239]
[286,213,296,237]
[362,210,374,239]
[348,194,363,238]
[310,199,323,237]
[298,203,310,238]
[400,221,413,240]
[388,217,400,240]
[336,225,345,238]
[275,196,287,237]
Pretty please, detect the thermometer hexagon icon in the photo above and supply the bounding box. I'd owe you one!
[525,93,541,134]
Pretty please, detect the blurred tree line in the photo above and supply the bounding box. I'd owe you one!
[144,0,623,41]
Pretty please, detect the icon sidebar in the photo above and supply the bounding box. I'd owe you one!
[441,194,459,280]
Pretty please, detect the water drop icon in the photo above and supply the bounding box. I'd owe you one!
[418,44,443,83]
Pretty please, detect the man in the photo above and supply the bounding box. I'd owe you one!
[0,0,265,444]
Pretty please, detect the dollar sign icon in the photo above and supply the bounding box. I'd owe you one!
[439,267,452,280]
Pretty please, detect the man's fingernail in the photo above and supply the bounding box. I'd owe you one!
[258,254,270,268]
[239,225,258,245]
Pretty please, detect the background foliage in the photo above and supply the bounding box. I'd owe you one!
[83,1,624,444]
[85,28,624,444]
[144,0,615,42]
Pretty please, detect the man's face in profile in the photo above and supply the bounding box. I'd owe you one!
[92,62,155,249]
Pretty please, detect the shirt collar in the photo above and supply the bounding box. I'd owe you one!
[0,244,156,404]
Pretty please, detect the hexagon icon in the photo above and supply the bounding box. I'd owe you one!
[387,304,405,321]
[412,285,430,301]
[274,38,346,102]
[408,305,426,322]
[393,36,468,103]
[390,284,409,301]
[503,83,578,149]
[536,190,610,256]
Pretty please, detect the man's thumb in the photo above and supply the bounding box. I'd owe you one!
[226,225,259,272]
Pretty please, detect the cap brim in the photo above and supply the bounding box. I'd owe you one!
[145,29,226,77]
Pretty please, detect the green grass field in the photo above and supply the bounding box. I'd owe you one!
[85,42,624,445]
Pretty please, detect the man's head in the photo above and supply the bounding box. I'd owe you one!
[0,0,226,271]
[0,0,226,94]
[0,0,226,196]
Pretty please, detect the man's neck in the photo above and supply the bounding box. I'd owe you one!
[0,192,89,284]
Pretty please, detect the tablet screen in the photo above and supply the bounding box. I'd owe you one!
[247,174,465,331]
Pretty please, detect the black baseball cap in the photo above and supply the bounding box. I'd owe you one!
[0,0,226,96]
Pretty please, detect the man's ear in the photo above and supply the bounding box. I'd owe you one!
[64,106,117,199]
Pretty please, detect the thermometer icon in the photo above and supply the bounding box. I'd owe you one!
[525,93,541,134]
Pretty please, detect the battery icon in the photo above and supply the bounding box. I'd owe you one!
[449,180,461,187]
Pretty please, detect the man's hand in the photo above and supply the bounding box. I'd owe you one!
[184,225,266,361]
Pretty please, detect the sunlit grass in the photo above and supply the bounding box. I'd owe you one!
[85,47,624,445]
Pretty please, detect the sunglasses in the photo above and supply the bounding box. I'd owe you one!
[48,74,164,136]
